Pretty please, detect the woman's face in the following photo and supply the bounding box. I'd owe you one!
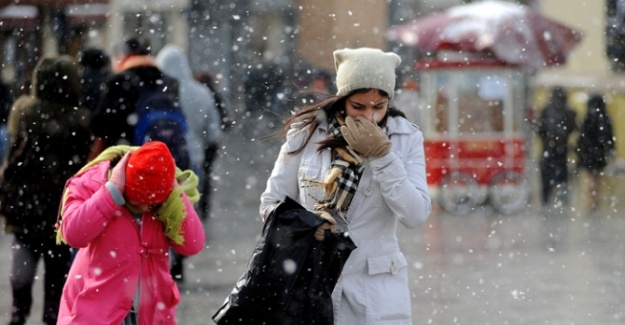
[344,89,388,124]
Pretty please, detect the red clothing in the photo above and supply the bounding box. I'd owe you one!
[57,161,205,325]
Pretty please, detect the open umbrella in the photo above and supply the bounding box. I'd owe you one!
[387,0,583,69]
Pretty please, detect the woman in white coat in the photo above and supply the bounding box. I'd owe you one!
[260,47,431,324]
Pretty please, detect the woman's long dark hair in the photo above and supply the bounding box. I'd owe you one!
[275,88,406,155]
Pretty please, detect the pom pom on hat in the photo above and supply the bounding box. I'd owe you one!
[125,141,176,205]
[334,47,402,99]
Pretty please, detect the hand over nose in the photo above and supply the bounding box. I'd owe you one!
[340,116,391,158]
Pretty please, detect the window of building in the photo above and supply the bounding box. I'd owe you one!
[606,0,625,71]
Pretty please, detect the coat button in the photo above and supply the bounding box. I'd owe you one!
[363,186,373,196]
[390,262,398,275]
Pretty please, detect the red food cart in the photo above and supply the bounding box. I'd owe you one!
[415,58,531,214]
[388,0,582,214]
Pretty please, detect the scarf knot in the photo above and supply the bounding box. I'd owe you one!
[303,114,364,215]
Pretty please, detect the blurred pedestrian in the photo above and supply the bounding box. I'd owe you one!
[156,44,222,220]
[78,47,112,112]
[156,44,221,281]
[244,61,284,115]
[194,72,233,130]
[394,75,422,126]
[576,93,615,212]
[0,78,13,162]
[87,36,180,161]
[297,69,333,106]
[56,141,205,325]
[260,47,432,324]
[0,55,91,325]
[536,86,577,206]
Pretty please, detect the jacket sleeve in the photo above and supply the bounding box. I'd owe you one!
[259,128,306,222]
[60,177,127,248]
[170,193,206,256]
[369,129,431,228]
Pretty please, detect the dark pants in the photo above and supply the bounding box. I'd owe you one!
[10,233,71,325]
[199,143,218,221]
[540,157,569,205]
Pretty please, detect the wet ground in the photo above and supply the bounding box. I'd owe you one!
[1,112,625,324]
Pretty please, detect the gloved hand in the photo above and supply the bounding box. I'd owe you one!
[109,152,132,193]
[340,115,391,158]
[313,210,337,241]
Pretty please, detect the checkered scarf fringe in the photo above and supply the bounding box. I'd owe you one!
[303,114,365,214]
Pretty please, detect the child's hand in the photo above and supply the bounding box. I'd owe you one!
[110,152,132,193]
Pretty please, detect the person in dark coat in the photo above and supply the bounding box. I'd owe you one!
[536,86,577,206]
[194,71,233,130]
[0,55,91,325]
[87,36,179,160]
[78,47,111,112]
[576,93,615,211]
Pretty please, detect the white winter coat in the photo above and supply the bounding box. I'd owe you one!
[155,44,222,169]
[260,115,431,324]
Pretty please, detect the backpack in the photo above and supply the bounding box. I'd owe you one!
[133,87,191,170]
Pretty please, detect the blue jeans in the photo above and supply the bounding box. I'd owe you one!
[0,124,8,163]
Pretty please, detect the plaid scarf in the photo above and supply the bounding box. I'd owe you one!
[304,114,365,215]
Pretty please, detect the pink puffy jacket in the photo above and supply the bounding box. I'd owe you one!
[57,161,205,325]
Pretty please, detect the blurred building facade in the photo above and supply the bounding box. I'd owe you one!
[0,0,188,94]
[0,0,456,108]
[0,1,108,92]
[534,0,625,163]
[0,0,623,155]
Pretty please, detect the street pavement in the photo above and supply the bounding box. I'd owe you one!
[1,112,625,324]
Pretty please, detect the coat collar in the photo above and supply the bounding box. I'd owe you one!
[117,55,156,72]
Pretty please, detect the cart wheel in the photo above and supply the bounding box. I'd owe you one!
[488,171,530,215]
[438,172,479,215]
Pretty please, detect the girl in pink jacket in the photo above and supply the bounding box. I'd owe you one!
[55,141,205,325]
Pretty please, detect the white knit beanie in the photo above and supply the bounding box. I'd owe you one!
[334,48,402,99]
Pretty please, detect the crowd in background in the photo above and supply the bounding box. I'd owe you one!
[535,86,615,213]
[0,36,223,325]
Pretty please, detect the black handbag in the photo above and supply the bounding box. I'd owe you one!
[212,196,356,325]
